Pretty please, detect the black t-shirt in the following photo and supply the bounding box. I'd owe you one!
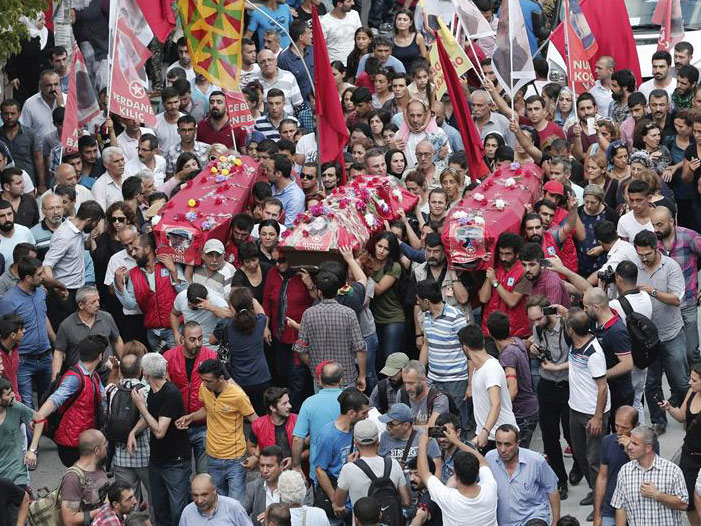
[249,420,293,458]
[595,319,634,400]
[335,282,366,315]
[0,478,25,526]
[417,489,442,526]
[147,381,191,464]
[185,357,196,382]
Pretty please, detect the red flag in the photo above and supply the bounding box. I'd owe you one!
[134,0,176,43]
[563,0,595,93]
[224,90,255,129]
[652,0,684,51]
[61,44,101,154]
[550,0,642,86]
[312,5,349,181]
[435,36,489,183]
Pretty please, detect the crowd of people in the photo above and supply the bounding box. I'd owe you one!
[2,0,701,525]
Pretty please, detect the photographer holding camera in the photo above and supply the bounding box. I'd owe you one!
[587,221,639,295]
[525,295,576,500]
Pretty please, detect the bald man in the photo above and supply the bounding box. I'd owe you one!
[591,56,615,116]
[651,205,701,367]
[38,163,93,219]
[180,474,252,525]
[31,193,64,258]
[254,49,305,117]
[593,405,659,526]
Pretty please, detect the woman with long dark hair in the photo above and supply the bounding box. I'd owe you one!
[212,287,271,415]
[392,8,427,73]
[346,28,374,83]
[231,242,271,303]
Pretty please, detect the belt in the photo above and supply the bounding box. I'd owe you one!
[21,349,52,361]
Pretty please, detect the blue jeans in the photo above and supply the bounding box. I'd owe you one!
[147,329,176,353]
[149,460,192,526]
[376,322,405,366]
[434,379,469,431]
[364,332,379,393]
[646,329,690,428]
[516,413,539,449]
[681,303,700,367]
[187,426,208,473]
[18,352,53,410]
[207,455,247,504]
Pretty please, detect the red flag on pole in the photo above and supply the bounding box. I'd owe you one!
[652,0,684,51]
[435,36,489,183]
[563,0,595,93]
[312,5,349,181]
[61,44,101,154]
[550,0,642,86]
[224,90,255,129]
[134,0,176,43]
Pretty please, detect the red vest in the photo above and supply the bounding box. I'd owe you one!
[54,368,102,448]
[129,263,177,329]
[251,413,298,450]
[163,346,218,419]
[482,261,530,338]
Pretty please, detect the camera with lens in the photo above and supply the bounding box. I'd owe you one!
[597,266,615,286]
[534,344,552,362]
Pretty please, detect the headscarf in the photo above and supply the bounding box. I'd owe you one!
[628,150,654,169]
[22,14,48,49]
[554,87,576,128]
[384,149,407,178]
[398,98,439,142]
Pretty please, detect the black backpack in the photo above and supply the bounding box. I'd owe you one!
[618,293,661,369]
[106,381,145,443]
[399,387,460,418]
[39,366,84,440]
[354,458,404,526]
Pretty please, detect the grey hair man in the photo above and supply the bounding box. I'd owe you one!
[399,360,450,426]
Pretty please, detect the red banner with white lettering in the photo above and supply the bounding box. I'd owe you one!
[564,0,595,93]
[108,17,157,127]
[61,44,101,153]
[224,90,254,129]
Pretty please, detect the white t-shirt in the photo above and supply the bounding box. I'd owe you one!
[116,127,155,164]
[425,469,498,526]
[290,506,330,526]
[610,290,653,324]
[167,61,196,83]
[124,155,167,187]
[295,133,318,164]
[155,112,185,154]
[0,226,36,266]
[104,249,141,315]
[173,287,229,341]
[568,337,611,415]
[471,358,517,440]
[337,455,406,505]
[638,77,677,101]
[616,211,653,242]
[320,11,362,64]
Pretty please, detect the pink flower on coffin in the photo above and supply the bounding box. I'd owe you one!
[281,230,292,239]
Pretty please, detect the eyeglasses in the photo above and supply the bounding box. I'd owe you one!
[416,152,432,158]
[300,173,316,180]
[109,216,127,223]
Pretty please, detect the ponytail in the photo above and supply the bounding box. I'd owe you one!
[229,287,257,335]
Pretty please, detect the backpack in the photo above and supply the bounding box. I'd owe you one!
[39,367,84,440]
[106,381,145,443]
[354,458,404,526]
[618,293,661,369]
[399,387,460,418]
[28,466,86,526]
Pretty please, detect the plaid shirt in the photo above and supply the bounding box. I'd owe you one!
[165,141,210,174]
[658,226,701,307]
[293,300,366,386]
[91,504,124,526]
[106,379,150,468]
[611,455,688,526]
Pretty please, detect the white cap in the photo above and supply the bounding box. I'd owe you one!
[202,239,225,254]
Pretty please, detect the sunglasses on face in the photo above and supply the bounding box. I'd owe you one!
[300,173,316,180]
[109,216,127,223]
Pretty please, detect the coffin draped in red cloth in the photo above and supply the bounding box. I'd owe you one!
[442,163,543,271]
[153,155,258,265]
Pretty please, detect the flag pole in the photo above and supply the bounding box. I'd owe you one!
[563,0,577,100]
[508,0,515,115]
[106,0,120,116]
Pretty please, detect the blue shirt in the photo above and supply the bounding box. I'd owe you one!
[180,495,253,526]
[277,47,315,102]
[311,420,352,483]
[49,361,107,409]
[485,447,559,526]
[294,387,342,482]
[247,3,292,49]
[272,180,305,228]
[518,0,542,54]
[357,54,406,75]
[0,285,50,355]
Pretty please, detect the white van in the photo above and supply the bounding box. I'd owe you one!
[547,0,701,82]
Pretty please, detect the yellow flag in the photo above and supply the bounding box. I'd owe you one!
[429,19,473,100]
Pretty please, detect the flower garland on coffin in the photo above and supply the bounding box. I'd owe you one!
[441,162,543,272]
[153,155,258,265]
[279,175,420,266]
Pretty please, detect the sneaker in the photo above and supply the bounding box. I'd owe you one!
[564,445,572,457]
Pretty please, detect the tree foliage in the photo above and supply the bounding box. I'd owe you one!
[0,0,50,62]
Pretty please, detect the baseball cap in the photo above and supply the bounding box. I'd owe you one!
[378,403,413,424]
[379,352,410,377]
[203,239,225,254]
[543,180,564,196]
[353,420,379,445]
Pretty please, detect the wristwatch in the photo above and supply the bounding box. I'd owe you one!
[651,288,658,298]
[491,280,499,289]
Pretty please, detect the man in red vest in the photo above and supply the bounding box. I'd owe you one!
[163,321,218,474]
[114,232,183,352]
[247,386,298,470]
[35,335,106,467]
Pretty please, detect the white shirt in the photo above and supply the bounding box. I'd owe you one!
[104,249,141,315]
[589,80,614,117]
[336,455,407,505]
[617,211,653,242]
[116,127,155,164]
[91,173,124,211]
[610,290,653,324]
[426,470,498,526]
[638,77,677,101]
[18,92,57,139]
[295,132,318,164]
[38,184,93,219]
[173,287,229,342]
[471,357,518,440]
[124,155,167,187]
[604,238,639,272]
[568,337,611,415]
[240,64,261,89]
[320,11,362,64]
[167,61,196,83]
[0,225,36,266]
[290,506,330,526]
[155,112,185,155]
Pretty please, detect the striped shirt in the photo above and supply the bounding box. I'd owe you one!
[423,303,469,382]
[251,69,304,115]
[254,113,299,142]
